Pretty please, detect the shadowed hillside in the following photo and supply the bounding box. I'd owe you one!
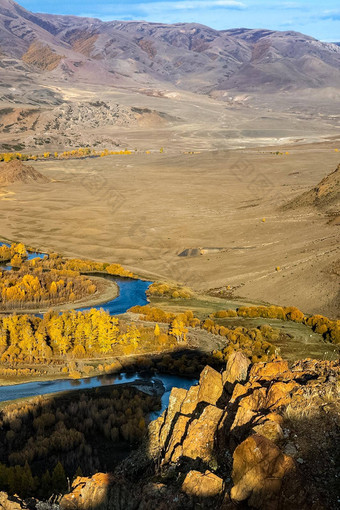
[284,164,340,214]
[59,356,340,510]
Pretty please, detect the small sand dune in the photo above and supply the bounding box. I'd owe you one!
[0,160,50,186]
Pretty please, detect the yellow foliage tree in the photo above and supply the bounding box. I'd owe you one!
[169,319,188,343]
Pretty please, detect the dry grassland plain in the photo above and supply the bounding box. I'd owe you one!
[0,141,339,318]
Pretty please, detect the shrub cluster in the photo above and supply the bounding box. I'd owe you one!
[147,282,193,299]
[0,148,132,163]
[211,306,339,345]
[24,253,134,278]
[0,243,27,263]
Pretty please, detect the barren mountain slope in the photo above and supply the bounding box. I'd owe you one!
[285,164,340,213]
[0,101,180,149]
[1,1,340,151]
[0,0,339,94]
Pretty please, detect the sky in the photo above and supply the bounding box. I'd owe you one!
[17,0,340,41]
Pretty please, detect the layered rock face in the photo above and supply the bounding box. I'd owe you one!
[61,354,339,510]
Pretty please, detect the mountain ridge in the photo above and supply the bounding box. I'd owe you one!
[1,0,340,94]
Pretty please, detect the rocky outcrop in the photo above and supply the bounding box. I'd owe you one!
[60,474,137,510]
[222,351,251,391]
[197,365,224,405]
[0,493,27,510]
[284,164,340,213]
[180,405,224,466]
[61,356,339,510]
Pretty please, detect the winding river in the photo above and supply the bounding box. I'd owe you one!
[0,243,197,411]
[0,243,151,314]
[0,242,46,271]
[79,273,152,315]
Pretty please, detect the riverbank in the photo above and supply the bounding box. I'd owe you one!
[0,373,168,408]
[0,275,119,315]
[0,365,198,420]
[2,144,338,317]
[0,346,186,388]
[0,306,338,389]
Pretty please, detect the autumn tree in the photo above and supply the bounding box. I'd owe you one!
[169,319,188,343]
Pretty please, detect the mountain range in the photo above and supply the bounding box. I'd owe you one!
[0,0,339,151]
[1,0,340,95]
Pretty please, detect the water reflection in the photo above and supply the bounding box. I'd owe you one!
[0,372,198,419]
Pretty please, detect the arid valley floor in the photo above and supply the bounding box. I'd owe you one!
[0,139,339,317]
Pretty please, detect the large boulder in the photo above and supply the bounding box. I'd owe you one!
[230,385,267,439]
[147,415,164,458]
[182,470,224,498]
[159,387,188,448]
[249,360,293,383]
[229,381,261,404]
[60,474,113,510]
[181,385,200,415]
[266,381,298,410]
[252,418,284,444]
[60,473,136,510]
[0,493,26,510]
[231,434,304,510]
[164,414,191,463]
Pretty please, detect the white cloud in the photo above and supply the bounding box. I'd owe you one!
[82,0,246,24]
[94,1,245,15]
[143,1,246,9]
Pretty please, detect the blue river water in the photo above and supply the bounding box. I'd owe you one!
[79,275,152,315]
[0,371,197,417]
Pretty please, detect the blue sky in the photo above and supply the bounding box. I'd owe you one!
[18,1,340,41]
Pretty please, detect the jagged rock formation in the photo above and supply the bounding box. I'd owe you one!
[0,160,50,185]
[0,103,179,150]
[61,353,339,510]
